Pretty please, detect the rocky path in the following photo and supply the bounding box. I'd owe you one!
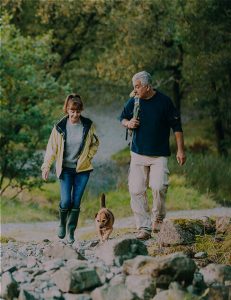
[1,214,230,300]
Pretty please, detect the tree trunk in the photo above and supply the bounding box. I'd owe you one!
[211,81,228,157]
[172,67,181,113]
[172,44,184,113]
[214,119,228,157]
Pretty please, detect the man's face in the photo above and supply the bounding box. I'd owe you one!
[133,80,150,99]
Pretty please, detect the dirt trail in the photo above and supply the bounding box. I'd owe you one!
[1,207,231,242]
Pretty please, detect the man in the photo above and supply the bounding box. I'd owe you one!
[120,71,186,240]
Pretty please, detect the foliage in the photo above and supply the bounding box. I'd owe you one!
[1,0,231,154]
[0,14,66,196]
[182,0,231,155]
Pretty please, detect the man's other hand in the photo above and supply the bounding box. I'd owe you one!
[176,151,186,165]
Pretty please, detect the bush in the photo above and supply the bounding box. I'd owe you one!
[168,152,231,206]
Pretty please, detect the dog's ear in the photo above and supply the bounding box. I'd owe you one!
[95,213,98,219]
[105,212,111,219]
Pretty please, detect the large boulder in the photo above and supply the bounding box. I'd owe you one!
[199,263,231,285]
[0,271,19,300]
[207,283,229,300]
[216,216,231,234]
[157,218,215,246]
[123,252,196,288]
[95,238,148,266]
[126,274,156,299]
[63,294,92,300]
[52,266,102,293]
[43,242,85,260]
[91,283,135,300]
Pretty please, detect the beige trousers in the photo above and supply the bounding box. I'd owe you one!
[128,152,169,232]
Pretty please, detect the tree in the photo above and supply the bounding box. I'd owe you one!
[182,0,231,156]
[1,0,124,104]
[94,0,186,111]
[0,14,66,197]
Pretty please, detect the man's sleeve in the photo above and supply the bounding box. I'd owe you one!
[119,98,134,122]
[167,98,183,132]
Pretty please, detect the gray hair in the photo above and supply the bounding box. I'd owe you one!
[132,71,152,87]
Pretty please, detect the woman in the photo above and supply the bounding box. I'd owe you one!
[41,94,99,243]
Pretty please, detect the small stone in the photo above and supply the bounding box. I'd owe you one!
[194,252,208,259]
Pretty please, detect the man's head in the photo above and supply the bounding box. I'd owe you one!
[132,71,153,99]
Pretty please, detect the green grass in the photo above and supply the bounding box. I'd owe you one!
[0,180,61,223]
[1,172,216,225]
[168,153,231,206]
[0,235,16,243]
[111,147,130,165]
[194,232,231,265]
[166,174,216,210]
[0,197,58,223]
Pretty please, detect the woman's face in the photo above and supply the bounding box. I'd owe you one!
[67,108,82,124]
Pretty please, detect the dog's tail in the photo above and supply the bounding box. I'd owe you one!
[100,193,106,208]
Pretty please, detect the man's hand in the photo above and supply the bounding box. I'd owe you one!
[42,169,49,181]
[127,118,140,129]
[176,150,186,166]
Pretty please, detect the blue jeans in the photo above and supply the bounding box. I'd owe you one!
[59,167,90,209]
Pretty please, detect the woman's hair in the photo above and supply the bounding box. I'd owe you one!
[63,94,83,114]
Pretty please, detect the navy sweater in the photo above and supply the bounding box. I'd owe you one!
[120,90,183,156]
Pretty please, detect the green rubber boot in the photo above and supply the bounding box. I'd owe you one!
[58,208,69,239]
[66,208,80,244]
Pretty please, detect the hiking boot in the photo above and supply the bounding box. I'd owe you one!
[58,208,69,239]
[136,231,151,240]
[66,208,80,244]
[152,220,163,233]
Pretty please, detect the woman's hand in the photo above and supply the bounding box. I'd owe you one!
[42,169,49,181]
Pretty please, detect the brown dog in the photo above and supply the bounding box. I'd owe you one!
[95,193,114,242]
